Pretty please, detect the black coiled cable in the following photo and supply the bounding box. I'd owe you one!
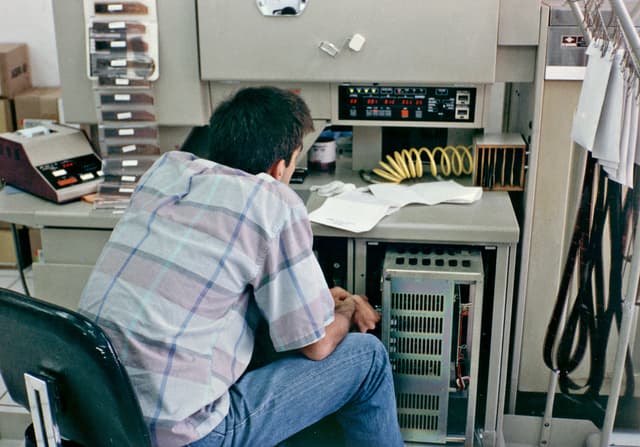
[543,152,636,399]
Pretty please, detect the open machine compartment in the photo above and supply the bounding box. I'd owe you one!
[315,237,500,445]
[381,247,484,444]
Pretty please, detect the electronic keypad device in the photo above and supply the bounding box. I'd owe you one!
[0,124,103,203]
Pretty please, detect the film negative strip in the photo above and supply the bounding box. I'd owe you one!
[83,0,160,210]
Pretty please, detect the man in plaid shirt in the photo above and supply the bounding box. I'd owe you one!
[79,86,402,447]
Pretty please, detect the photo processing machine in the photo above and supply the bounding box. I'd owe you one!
[0,124,103,203]
[46,0,535,444]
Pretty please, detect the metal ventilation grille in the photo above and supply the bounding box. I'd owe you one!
[393,357,442,376]
[397,392,440,411]
[397,392,441,432]
[382,246,484,444]
[398,412,440,432]
[391,293,445,312]
[395,315,444,334]
[382,253,456,444]
[394,336,442,356]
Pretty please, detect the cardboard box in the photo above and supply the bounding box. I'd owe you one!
[0,43,31,98]
[0,224,36,267]
[14,87,61,127]
[0,98,15,133]
[0,228,17,267]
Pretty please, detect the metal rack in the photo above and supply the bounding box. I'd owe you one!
[558,2,640,446]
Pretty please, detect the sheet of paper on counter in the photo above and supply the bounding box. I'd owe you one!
[308,180,482,233]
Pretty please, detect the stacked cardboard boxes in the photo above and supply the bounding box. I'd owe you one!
[0,44,49,268]
[0,43,32,133]
[0,43,62,132]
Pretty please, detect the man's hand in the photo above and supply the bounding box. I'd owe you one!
[334,294,356,319]
[330,286,350,303]
[350,294,380,332]
[330,287,380,333]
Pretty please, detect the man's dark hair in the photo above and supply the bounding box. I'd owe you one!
[206,86,314,174]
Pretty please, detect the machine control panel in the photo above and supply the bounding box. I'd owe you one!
[37,154,103,191]
[338,85,476,123]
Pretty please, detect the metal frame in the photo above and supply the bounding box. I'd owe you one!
[530,2,640,446]
[24,373,61,447]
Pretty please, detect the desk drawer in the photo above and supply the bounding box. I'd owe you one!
[32,263,95,310]
[41,228,111,265]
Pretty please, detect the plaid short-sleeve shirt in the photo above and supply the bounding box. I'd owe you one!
[78,151,334,447]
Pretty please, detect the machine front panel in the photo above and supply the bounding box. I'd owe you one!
[37,153,103,191]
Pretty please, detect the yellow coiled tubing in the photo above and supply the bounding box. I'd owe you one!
[372,145,474,183]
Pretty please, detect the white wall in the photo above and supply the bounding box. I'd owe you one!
[0,0,60,87]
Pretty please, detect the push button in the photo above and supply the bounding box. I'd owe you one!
[57,177,78,187]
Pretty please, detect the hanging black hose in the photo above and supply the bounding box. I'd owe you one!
[543,152,636,399]
[543,154,596,374]
[555,159,606,394]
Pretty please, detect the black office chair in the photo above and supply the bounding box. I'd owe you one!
[0,287,151,447]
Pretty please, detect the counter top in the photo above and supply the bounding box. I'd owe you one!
[308,189,519,244]
[0,182,519,244]
[0,187,120,229]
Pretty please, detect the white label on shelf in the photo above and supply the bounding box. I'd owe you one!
[97,170,104,176]
[114,94,131,101]
[111,41,127,48]
[109,21,126,29]
[115,78,130,85]
[117,112,133,120]
[52,169,67,177]
[108,4,124,12]
[121,175,137,182]
[122,160,139,167]
[121,144,137,153]
[118,128,135,136]
[111,59,127,67]
[119,187,135,194]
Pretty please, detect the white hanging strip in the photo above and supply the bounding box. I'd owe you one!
[571,40,614,151]
[594,47,624,173]
[611,77,635,187]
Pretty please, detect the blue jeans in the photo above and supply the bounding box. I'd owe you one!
[186,333,403,447]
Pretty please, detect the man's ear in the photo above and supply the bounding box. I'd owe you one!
[267,159,285,180]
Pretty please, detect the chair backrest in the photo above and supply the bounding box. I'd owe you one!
[0,287,151,447]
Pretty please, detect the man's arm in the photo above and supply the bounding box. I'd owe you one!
[299,287,381,361]
[300,295,355,360]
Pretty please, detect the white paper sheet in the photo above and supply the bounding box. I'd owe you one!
[308,196,390,233]
[309,180,482,233]
[369,181,482,206]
